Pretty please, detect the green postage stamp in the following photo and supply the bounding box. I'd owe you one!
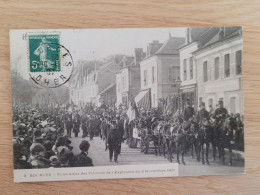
[25,32,73,88]
[28,34,61,72]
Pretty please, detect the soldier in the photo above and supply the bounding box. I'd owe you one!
[107,120,121,163]
[65,112,73,138]
[197,102,210,124]
[103,116,111,150]
[182,99,195,133]
[214,100,228,120]
[81,113,88,139]
[183,99,195,122]
[73,110,81,138]
[208,105,214,117]
[116,115,124,154]
[88,116,95,141]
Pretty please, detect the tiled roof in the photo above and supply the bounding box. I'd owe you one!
[178,26,241,51]
[195,27,220,47]
[156,37,185,55]
[190,27,211,42]
[197,26,242,50]
[194,26,242,53]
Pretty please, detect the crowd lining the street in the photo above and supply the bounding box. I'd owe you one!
[13,99,244,169]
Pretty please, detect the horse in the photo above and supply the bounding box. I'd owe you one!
[165,117,190,165]
[215,116,234,166]
[151,121,164,156]
[138,127,153,154]
[196,119,215,165]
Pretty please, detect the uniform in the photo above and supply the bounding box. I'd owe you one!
[81,116,88,138]
[214,107,228,119]
[65,114,73,137]
[73,113,81,137]
[88,118,95,140]
[197,108,210,124]
[183,106,195,121]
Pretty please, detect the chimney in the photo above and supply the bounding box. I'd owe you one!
[134,48,145,65]
[219,27,225,39]
[147,40,162,57]
[186,27,191,44]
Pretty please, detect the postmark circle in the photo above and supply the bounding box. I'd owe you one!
[29,43,74,88]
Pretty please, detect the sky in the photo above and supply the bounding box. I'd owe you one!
[10,27,186,79]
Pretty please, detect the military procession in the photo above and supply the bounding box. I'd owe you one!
[12,96,244,169]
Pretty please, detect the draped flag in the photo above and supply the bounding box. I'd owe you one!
[126,101,138,123]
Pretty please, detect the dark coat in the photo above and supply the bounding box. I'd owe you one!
[74,152,94,167]
[197,108,209,123]
[117,119,124,139]
[214,107,228,119]
[183,106,195,121]
[107,126,121,149]
[65,114,73,130]
[73,114,81,133]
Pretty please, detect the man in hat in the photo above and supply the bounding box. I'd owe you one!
[73,110,81,137]
[214,100,228,119]
[116,115,124,154]
[197,102,209,124]
[81,113,89,139]
[183,99,195,121]
[107,120,121,163]
[65,112,73,138]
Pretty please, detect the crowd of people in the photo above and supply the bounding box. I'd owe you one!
[12,99,244,169]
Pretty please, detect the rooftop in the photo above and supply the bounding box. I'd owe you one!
[156,36,185,55]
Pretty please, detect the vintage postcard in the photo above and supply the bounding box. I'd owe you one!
[10,27,244,182]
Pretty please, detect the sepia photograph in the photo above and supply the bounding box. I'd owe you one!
[10,26,244,182]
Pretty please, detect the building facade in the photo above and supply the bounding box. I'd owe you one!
[139,37,185,108]
[195,27,243,114]
[116,49,145,107]
[178,27,210,109]
[70,55,125,107]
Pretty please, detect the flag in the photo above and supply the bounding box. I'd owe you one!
[126,101,137,123]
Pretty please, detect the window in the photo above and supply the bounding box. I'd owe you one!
[152,66,155,84]
[118,82,120,92]
[199,97,203,104]
[144,70,148,86]
[208,99,213,107]
[122,76,125,89]
[183,59,187,81]
[236,50,242,75]
[168,66,174,82]
[224,54,230,77]
[203,61,208,82]
[93,74,96,82]
[214,57,219,79]
[230,97,236,114]
[189,57,193,79]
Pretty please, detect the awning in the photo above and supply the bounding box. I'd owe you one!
[134,89,151,110]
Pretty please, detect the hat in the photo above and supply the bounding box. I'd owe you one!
[199,102,205,107]
[218,100,224,105]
